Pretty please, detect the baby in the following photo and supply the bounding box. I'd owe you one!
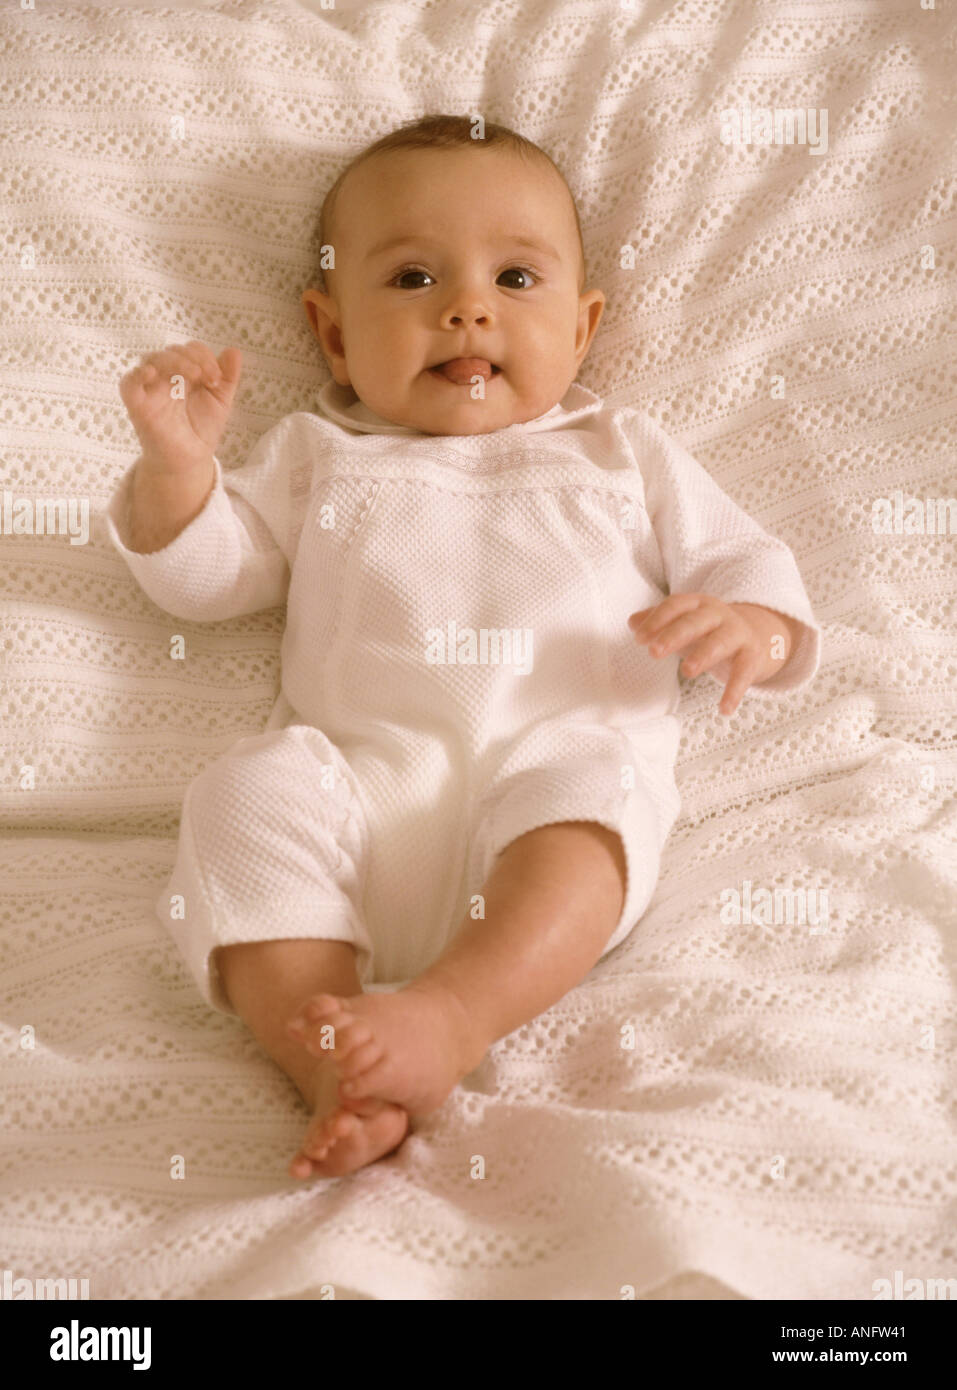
[108,115,820,1180]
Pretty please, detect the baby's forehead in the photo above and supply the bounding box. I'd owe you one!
[347,148,569,216]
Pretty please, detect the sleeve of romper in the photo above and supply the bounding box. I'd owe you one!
[104,413,317,621]
[624,411,822,697]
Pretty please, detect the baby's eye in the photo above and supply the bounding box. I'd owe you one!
[389,265,539,290]
[391,268,434,289]
[497,266,538,289]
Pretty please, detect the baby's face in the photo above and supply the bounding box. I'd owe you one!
[303,147,605,435]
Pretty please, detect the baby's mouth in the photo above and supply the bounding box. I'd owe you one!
[428,358,501,384]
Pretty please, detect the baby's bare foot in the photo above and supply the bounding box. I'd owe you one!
[286,981,483,1116]
[288,1093,409,1180]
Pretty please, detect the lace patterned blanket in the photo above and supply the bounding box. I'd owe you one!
[1,0,954,1300]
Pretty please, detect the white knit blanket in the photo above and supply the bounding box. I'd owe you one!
[1,0,954,1301]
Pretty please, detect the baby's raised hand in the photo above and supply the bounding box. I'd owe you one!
[629,593,784,716]
[119,340,242,474]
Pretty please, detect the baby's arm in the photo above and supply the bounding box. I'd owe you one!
[626,411,822,703]
[126,457,216,555]
[111,342,291,619]
[119,340,239,553]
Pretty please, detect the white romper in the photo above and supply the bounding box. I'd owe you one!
[106,381,822,1014]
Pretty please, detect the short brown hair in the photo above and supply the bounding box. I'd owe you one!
[316,113,586,293]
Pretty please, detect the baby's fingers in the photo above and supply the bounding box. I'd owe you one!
[215,345,242,386]
[636,610,724,659]
[158,343,218,390]
[132,344,217,393]
[718,650,762,716]
[119,360,164,406]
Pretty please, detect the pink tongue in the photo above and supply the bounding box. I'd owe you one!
[437,357,492,383]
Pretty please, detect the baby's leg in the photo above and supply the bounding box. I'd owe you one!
[216,938,408,1179]
[286,820,627,1120]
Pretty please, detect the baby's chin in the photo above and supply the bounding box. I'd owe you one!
[363,382,559,436]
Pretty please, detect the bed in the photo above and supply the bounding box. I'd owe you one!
[1,0,954,1300]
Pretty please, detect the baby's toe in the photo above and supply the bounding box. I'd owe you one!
[302,1107,352,1157]
[308,992,345,1018]
[328,1018,373,1057]
[290,993,346,1030]
[323,1111,358,1151]
[337,1038,384,1083]
[288,1005,354,1052]
[339,1055,392,1101]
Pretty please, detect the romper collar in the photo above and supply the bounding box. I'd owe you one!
[314,379,603,437]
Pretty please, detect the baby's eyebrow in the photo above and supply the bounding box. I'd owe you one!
[364,233,563,263]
